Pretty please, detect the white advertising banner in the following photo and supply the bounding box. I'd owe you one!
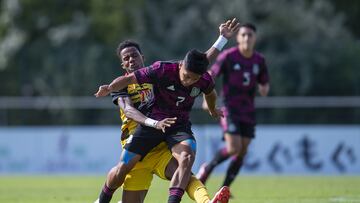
[0,126,122,174]
[194,125,360,175]
[0,125,359,174]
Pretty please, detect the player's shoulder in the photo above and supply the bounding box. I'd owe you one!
[145,61,179,79]
[200,71,215,84]
[253,51,266,62]
[217,47,238,61]
[201,71,212,80]
[223,47,238,55]
[159,60,179,68]
[150,60,178,69]
[155,60,180,73]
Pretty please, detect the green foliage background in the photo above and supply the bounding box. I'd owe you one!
[0,0,359,125]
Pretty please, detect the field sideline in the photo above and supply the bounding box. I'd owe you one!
[0,175,359,203]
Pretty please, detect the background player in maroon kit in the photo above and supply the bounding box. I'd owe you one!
[95,19,240,203]
[197,23,270,196]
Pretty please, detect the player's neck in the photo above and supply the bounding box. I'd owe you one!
[238,45,254,58]
[239,49,253,58]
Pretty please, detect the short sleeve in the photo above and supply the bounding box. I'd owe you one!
[202,72,215,95]
[134,61,163,84]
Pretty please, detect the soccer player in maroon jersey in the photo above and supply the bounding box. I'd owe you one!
[95,19,239,203]
[196,23,270,196]
[94,40,231,203]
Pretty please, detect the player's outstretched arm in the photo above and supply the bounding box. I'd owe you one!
[109,73,138,92]
[117,96,176,132]
[94,73,138,97]
[203,90,224,119]
[205,18,240,63]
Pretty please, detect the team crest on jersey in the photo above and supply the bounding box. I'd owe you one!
[190,87,201,97]
[233,64,241,70]
[253,64,259,75]
[137,84,154,109]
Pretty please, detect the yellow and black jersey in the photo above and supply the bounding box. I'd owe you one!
[111,82,173,192]
[111,82,154,142]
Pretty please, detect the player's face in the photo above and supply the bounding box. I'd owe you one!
[237,27,256,52]
[119,47,144,73]
[179,63,201,87]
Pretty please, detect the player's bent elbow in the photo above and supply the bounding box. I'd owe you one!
[109,75,132,91]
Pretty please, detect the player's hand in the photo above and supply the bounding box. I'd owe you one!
[208,108,224,119]
[219,18,240,39]
[156,117,177,133]
[94,85,111,97]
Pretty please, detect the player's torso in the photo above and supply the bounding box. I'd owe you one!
[223,51,263,93]
[152,63,205,123]
[120,83,154,138]
[127,83,154,110]
[221,50,264,116]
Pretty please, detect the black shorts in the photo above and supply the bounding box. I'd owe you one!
[220,116,255,138]
[124,123,195,159]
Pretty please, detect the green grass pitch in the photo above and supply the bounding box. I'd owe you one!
[0,175,359,203]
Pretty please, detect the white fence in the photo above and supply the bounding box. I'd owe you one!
[0,125,359,175]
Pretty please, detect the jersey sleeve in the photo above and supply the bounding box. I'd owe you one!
[257,58,270,85]
[209,51,228,78]
[202,73,215,95]
[134,61,163,84]
[110,88,128,106]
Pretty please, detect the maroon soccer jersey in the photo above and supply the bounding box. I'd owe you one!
[210,47,269,124]
[134,61,215,126]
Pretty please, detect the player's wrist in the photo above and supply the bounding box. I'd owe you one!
[144,118,158,128]
[212,35,228,51]
[107,84,115,92]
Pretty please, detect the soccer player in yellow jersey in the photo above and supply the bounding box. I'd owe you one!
[96,40,229,203]
[95,18,240,203]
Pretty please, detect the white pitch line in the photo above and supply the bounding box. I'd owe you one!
[330,196,360,202]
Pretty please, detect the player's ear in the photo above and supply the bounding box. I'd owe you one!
[120,62,126,70]
[120,62,131,72]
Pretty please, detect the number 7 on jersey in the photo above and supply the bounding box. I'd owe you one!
[176,96,185,106]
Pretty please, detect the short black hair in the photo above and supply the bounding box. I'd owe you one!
[240,22,257,32]
[116,40,142,56]
[183,49,209,75]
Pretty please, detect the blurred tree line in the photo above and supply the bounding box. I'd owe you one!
[0,0,359,125]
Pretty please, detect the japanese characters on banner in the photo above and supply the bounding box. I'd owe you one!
[194,125,360,174]
[0,125,359,174]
